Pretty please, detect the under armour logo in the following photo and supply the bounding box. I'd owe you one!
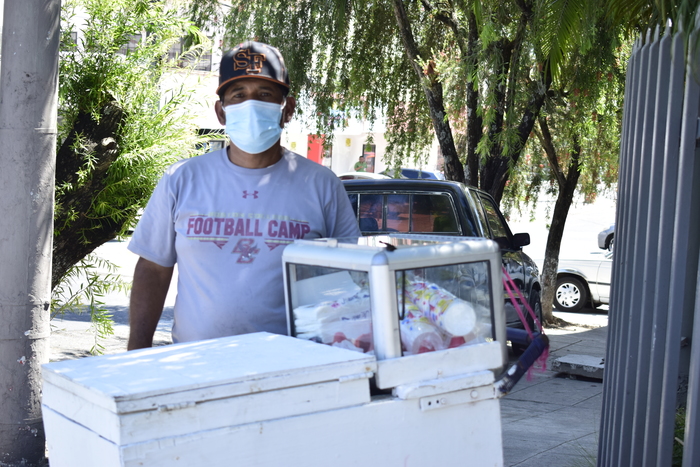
[232,238,260,264]
[242,190,259,199]
[234,49,266,75]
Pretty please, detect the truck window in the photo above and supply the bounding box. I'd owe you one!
[478,195,510,243]
[411,194,459,233]
[358,194,382,232]
[386,194,410,232]
[349,191,461,234]
[347,193,358,217]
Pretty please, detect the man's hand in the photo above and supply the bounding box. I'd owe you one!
[128,257,174,350]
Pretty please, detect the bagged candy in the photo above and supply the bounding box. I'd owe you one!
[401,279,477,337]
[400,311,447,355]
[294,290,373,353]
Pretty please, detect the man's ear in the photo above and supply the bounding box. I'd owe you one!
[215,100,226,125]
[282,96,296,125]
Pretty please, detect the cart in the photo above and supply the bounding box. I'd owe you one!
[42,235,516,466]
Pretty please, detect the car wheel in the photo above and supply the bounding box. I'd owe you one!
[554,276,588,312]
[607,235,614,251]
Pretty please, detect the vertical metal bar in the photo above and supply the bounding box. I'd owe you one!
[657,28,700,465]
[683,252,700,466]
[614,30,653,466]
[599,37,642,467]
[642,28,685,467]
[629,27,662,467]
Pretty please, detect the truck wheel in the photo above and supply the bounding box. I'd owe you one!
[554,277,588,312]
[528,289,543,330]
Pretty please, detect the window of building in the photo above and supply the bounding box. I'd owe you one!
[168,38,213,71]
[117,34,142,55]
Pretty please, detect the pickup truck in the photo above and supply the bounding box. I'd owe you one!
[342,179,542,336]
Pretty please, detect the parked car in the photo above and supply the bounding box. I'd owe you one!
[381,167,446,180]
[598,224,615,251]
[337,172,391,180]
[554,250,613,312]
[342,179,542,333]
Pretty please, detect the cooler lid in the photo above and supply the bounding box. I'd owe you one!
[42,333,376,415]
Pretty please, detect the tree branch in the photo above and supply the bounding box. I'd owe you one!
[504,11,530,130]
[420,0,468,54]
[536,116,566,188]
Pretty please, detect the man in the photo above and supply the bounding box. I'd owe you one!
[127,41,361,350]
[354,155,367,172]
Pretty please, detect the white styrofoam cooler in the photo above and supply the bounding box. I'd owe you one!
[43,332,505,466]
[42,333,375,466]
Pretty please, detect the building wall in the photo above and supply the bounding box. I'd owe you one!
[281,127,441,177]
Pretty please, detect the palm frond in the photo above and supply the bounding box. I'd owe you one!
[537,0,587,85]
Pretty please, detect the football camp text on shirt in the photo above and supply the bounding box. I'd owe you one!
[185,211,311,262]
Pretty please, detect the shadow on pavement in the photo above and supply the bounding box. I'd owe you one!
[53,305,175,325]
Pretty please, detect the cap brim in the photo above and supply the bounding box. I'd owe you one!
[216,76,290,96]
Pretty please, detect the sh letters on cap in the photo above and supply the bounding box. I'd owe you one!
[217,41,290,96]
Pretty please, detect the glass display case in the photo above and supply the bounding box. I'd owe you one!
[283,235,507,388]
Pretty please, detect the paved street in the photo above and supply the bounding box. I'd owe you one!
[508,189,617,262]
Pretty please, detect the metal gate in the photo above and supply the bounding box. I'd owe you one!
[598,26,700,466]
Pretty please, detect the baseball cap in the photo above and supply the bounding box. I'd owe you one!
[217,41,290,96]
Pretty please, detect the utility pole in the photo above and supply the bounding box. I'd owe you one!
[0,0,60,464]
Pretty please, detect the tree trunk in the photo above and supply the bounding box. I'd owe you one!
[477,1,546,202]
[540,181,578,323]
[480,83,547,202]
[0,1,60,464]
[52,102,129,290]
[477,5,547,203]
[391,0,465,183]
[538,123,582,323]
[464,10,481,187]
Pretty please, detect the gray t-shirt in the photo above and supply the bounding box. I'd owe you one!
[128,148,361,343]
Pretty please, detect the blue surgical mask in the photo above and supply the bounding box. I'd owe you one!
[224,100,286,154]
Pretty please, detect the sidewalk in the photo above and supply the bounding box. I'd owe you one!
[49,307,608,467]
[501,317,607,467]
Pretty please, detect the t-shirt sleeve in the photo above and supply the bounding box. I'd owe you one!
[127,171,178,267]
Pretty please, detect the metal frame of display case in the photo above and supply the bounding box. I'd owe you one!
[283,234,507,389]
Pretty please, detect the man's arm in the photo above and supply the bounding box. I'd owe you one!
[128,257,174,350]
